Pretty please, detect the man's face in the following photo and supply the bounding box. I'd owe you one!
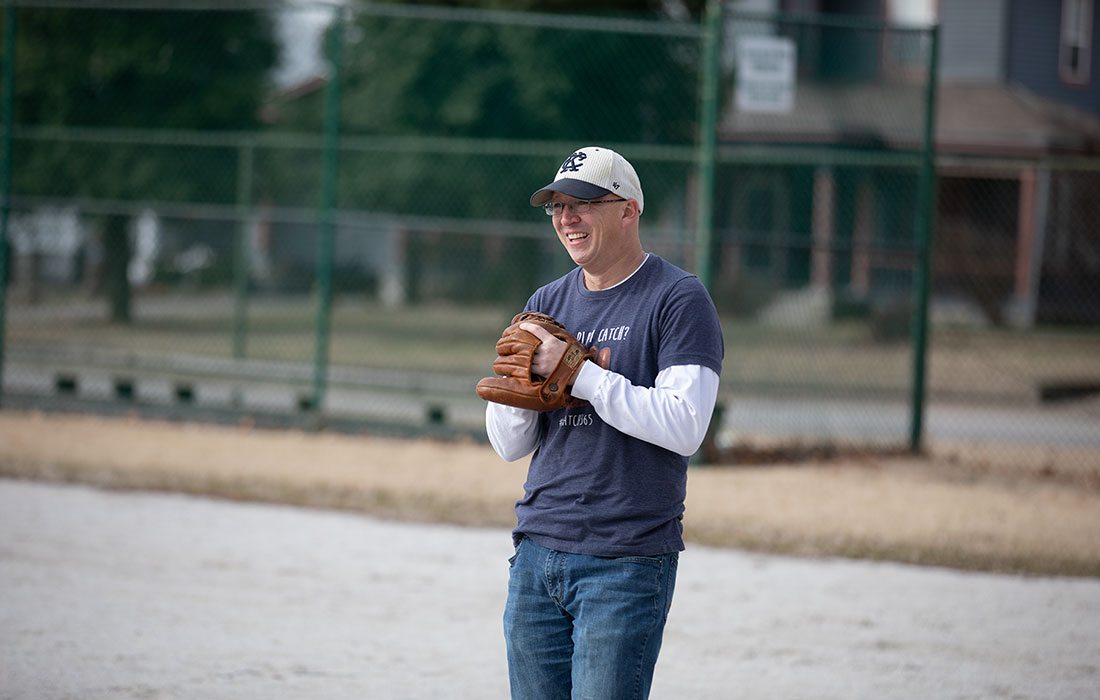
[548,194,629,270]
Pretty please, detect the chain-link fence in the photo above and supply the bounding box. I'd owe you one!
[1,1,1097,472]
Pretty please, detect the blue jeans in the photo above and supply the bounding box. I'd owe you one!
[503,537,678,700]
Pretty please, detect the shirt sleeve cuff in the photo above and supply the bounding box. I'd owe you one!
[570,359,605,401]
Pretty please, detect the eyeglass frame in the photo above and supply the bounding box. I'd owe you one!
[543,198,626,217]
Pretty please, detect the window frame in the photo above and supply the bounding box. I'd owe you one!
[1060,0,1094,86]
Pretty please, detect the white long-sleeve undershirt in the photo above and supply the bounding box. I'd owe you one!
[485,362,720,460]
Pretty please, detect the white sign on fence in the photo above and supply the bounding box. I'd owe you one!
[736,36,797,113]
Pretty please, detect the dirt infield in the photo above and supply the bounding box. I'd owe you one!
[5,478,1100,700]
[1,410,1098,577]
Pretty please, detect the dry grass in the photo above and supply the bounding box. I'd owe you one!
[1,410,1098,578]
[686,459,1100,575]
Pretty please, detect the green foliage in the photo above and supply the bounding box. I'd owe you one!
[263,2,701,220]
[8,6,278,321]
[341,17,695,145]
[255,2,704,303]
[13,7,278,201]
[15,8,276,129]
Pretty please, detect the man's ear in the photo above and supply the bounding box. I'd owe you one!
[621,199,640,224]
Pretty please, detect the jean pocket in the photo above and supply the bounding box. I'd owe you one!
[615,555,664,568]
[508,537,525,567]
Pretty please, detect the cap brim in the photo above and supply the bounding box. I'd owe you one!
[529,179,612,207]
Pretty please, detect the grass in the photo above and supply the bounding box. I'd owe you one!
[9,292,1100,404]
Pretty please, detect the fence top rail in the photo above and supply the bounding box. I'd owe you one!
[10,125,701,161]
[8,0,934,34]
[4,0,329,10]
[5,0,703,37]
[10,193,691,243]
[12,125,1100,174]
[352,1,702,37]
[725,6,936,33]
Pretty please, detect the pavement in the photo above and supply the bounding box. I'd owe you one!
[2,478,1098,700]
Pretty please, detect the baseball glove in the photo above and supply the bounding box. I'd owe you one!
[476,311,608,412]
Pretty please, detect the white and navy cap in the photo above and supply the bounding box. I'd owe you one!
[530,146,644,214]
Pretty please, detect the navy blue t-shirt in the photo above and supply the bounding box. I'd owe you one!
[514,255,724,557]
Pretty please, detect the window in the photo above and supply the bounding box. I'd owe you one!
[1060,0,1094,85]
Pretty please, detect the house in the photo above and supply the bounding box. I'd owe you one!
[716,0,1100,326]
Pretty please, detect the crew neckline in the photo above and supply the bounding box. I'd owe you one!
[581,252,650,294]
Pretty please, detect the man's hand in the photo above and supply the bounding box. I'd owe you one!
[519,321,566,379]
[476,311,610,411]
[521,322,610,379]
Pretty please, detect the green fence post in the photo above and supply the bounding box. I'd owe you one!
[693,0,722,291]
[233,137,254,362]
[689,0,723,466]
[0,3,15,407]
[310,6,346,417]
[909,23,940,453]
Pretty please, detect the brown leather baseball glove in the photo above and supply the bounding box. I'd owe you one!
[476,311,608,411]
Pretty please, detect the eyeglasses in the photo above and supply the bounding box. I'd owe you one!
[544,198,625,217]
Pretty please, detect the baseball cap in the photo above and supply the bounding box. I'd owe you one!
[529,146,644,214]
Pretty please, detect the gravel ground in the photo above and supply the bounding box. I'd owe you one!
[2,478,1098,700]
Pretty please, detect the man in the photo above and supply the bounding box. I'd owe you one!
[485,146,724,699]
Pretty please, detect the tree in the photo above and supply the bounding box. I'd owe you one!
[11,7,277,321]
[336,0,700,211]
[264,1,703,303]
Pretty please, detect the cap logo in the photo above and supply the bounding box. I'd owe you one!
[560,151,587,173]
[612,181,620,190]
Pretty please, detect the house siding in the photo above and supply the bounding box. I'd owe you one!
[1006,0,1100,114]
[939,0,1008,82]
